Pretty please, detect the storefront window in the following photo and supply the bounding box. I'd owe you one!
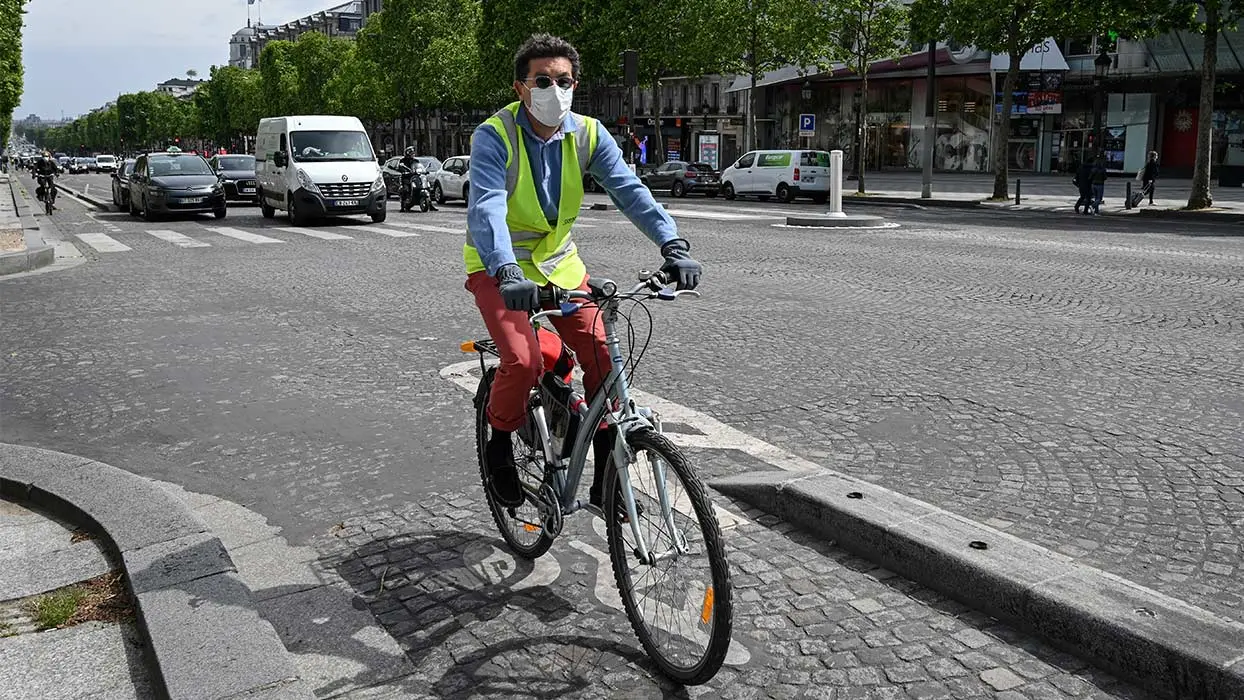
[864,81,912,169]
[1214,109,1244,167]
[935,76,991,171]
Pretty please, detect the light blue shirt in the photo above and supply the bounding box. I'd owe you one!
[467,106,678,275]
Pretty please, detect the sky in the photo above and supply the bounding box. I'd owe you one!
[16,0,329,121]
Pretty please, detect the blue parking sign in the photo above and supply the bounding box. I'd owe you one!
[798,113,815,136]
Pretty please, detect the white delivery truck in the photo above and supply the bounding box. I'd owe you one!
[255,115,387,225]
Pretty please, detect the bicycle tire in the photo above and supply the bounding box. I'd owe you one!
[605,429,733,685]
[475,367,554,559]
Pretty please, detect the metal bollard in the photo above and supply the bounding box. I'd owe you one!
[828,149,845,217]
[1015,179,1021,205]
[1125,181,1132,209]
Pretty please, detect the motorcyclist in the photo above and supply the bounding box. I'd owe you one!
[33,151,59,203]
[400,146,438,211]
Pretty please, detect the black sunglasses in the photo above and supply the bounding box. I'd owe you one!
[524,75,575,90]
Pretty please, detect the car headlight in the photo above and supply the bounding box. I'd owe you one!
[371,175,385,193]
[296,169,320,194]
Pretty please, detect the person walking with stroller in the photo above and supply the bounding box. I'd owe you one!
[1139,151,1159,205]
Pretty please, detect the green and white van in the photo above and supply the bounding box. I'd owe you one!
[720,150,833,203]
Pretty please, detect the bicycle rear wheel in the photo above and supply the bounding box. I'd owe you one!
[605,429,732,685]
[475,367,553,559]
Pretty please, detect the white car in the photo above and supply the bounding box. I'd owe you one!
[720,149,833,203]
[94,155,118,173]
[432,155,470,203]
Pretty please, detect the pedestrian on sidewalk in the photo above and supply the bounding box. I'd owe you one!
[1139,151,1159,205]
[1090,153,1108,215]
[1074,158,1094,215]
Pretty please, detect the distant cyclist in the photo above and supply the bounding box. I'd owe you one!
[33,151,59,204]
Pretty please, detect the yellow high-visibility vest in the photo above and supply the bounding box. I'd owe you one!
[464,102,599,288]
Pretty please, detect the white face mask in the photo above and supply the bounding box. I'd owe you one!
[526,84,574,127]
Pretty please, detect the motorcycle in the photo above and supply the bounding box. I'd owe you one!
[398,163,436,213]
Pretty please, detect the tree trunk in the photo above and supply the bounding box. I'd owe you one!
[992,57,1021,199]
[652,76,664,166]
[857,71,869,194]
[1187,4,1218,210]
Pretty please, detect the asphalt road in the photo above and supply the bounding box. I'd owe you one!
[3,171,1241,696]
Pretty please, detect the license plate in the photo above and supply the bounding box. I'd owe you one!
[180,197,206,204]
[240,187,255,194]
[334,199,359,207]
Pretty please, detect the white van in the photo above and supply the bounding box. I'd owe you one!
[720,150,833,203]
[255,115,387,225]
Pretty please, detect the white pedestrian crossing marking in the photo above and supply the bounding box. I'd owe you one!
[274,227,352,240]
[363,226,421,237]
[383,221,462,234]
[206,227,285,244]
[147,230,210,248]
[662,208,778,221]
[76,233,131,252]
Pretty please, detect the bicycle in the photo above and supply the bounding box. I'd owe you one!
[36,174,56,216]
[461,269,733,685]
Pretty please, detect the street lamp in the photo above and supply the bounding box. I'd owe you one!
[801,80,812,101]
[1091,48,1112,159]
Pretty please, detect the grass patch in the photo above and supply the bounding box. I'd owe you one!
[0,620,15,638]
[28,589,85,630]
[22,572,133,632]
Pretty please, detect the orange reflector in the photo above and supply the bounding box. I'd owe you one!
[524,523,540,532]
[460,341,476,353]
[700,585,714,624]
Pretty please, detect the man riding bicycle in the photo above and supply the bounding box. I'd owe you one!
[466,33,702,509]
[33,151,59,204]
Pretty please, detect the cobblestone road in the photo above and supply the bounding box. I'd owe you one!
[1,183,1238,695]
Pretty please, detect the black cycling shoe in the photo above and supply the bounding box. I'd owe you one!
[486,430,524,508]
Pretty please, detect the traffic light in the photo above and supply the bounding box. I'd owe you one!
[622,50,639,88]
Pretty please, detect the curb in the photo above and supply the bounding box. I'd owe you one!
[0,175,55,276]
[56,181,113,211]
[710,470,1244,700]
[846,194,1244,224]
[0,443,311,700]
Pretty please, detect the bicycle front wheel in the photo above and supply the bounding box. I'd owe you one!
[475,367,553,559]
[605,429,733,685]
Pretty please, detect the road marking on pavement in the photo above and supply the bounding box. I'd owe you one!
[147,230,211,248]
[383,221,463,234]
[275,227,352,241]
[662,208,781,221]
[76,233,131,252]
[363,226,421,237]
[206,227,285,244]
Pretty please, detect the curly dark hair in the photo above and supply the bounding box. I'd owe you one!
[514,33,581,82]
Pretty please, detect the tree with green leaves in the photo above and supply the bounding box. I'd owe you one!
[259,40,301,117]
[0,0,29,150]
[912,0,1178,199]
[1169,0,1242,209]
[819,0,909,194]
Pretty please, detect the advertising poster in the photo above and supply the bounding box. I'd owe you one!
[698,133,720,170]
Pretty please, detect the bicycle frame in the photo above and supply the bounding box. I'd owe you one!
[475,278,697,566]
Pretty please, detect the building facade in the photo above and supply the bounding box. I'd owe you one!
[229,1,365,67]
[732,29,1244,177]
[156,78,206,99]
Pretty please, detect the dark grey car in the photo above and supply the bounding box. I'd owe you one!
[111,158,136,209]
[209,154,258,203]
[128,151,227,221]
[640,161,720,198]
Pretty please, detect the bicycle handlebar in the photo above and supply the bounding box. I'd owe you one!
[528,269,698,325]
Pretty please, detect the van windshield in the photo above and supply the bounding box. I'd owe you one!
[290,130,375,162]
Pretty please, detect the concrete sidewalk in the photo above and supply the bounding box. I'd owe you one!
[844,172,1244,223]
[0,499,154,699]
[0,173,84,277]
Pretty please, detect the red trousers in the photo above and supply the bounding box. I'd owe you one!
[466,271,612,432]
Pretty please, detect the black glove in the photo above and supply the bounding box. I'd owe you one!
[660,239,702,290]
[495,263,539,312]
